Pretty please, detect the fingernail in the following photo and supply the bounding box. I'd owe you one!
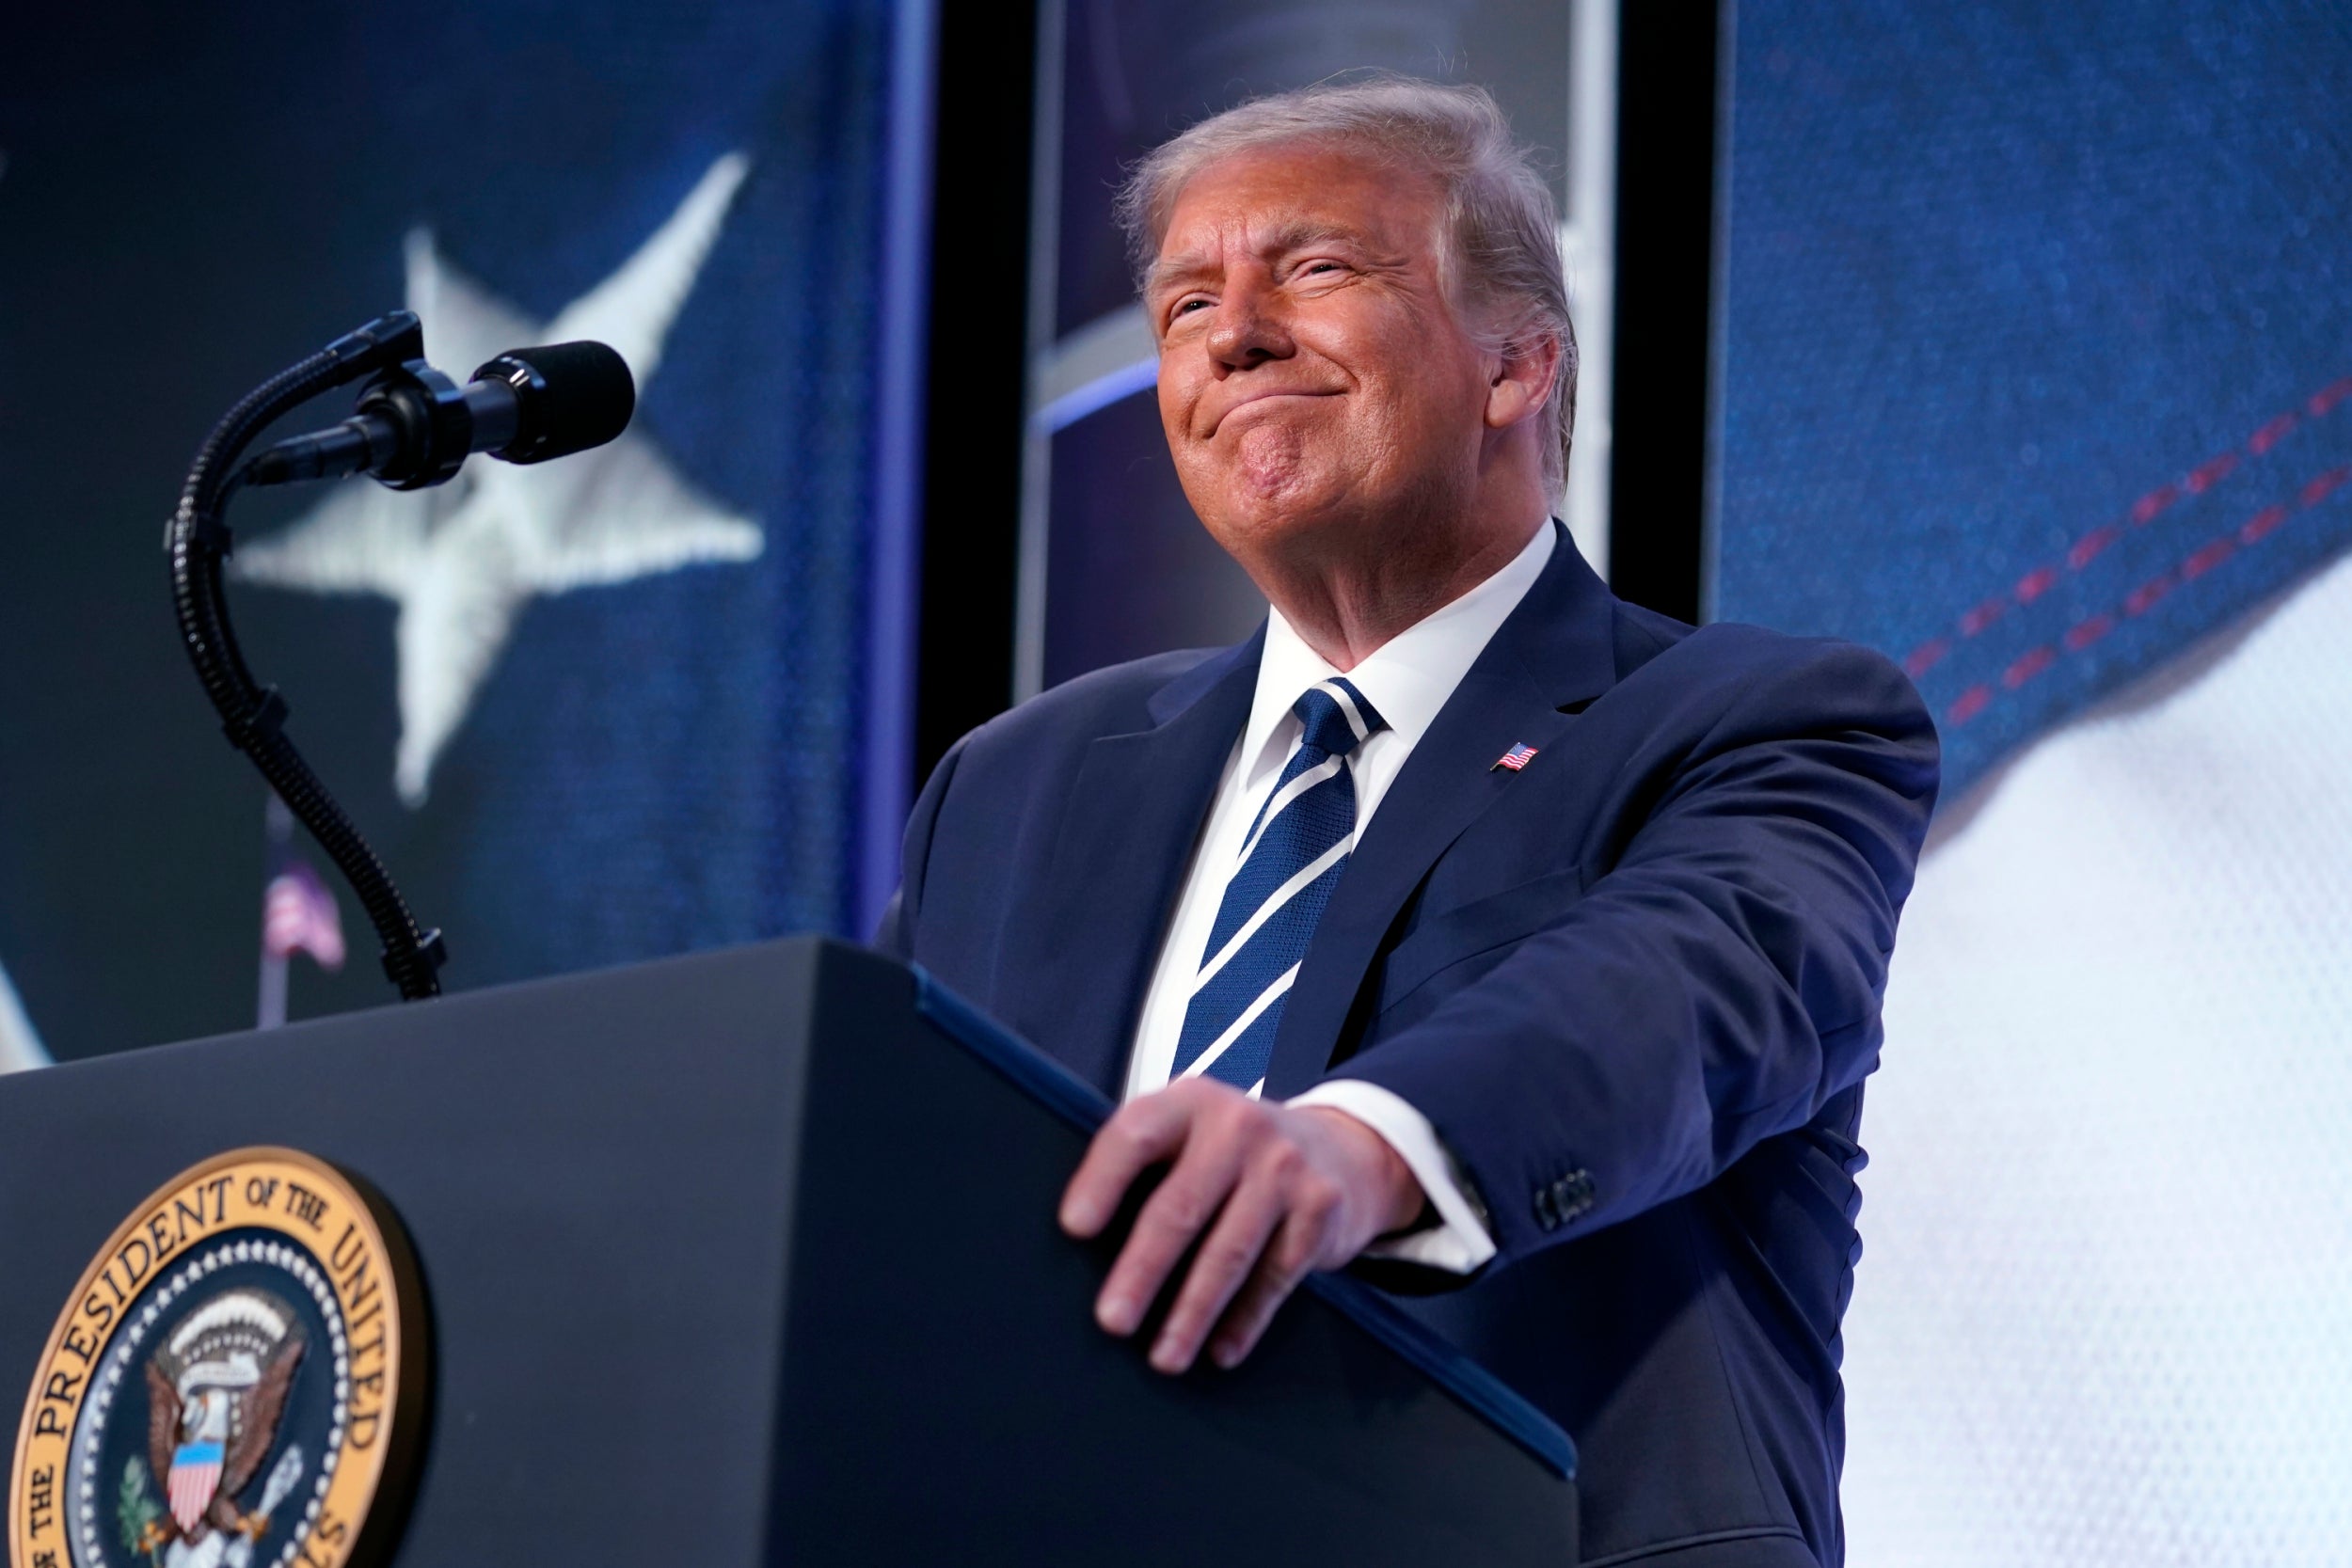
[1097,1295,1136,1336]
[1150,1336,1189,1374]
[1211,1339,1240,1370]
[1059,1200,1096,1235]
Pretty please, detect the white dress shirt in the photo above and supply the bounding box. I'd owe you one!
[1123,520,1558,1273]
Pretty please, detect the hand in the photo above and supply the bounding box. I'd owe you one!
[1058,1078,1426,1374]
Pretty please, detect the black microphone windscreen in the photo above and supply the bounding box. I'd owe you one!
[477,341,636,464]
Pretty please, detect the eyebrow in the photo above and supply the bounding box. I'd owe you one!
[1145,219,1384,298]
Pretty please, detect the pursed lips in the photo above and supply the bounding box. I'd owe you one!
[1201,386,1341,437]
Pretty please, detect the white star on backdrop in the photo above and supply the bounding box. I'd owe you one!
[0,961,45,1074]
[235,152,763,805]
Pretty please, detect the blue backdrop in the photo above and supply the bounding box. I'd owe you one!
[1714,0,2352,797]
[0,1,928,1058]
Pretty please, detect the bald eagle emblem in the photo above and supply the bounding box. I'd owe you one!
[137,1291,307,1556]
[15,1151,426,1568]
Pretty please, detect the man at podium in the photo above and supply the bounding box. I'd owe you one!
[880,76,1936,1568]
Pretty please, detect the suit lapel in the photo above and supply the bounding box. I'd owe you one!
[1009,629,1263,1098]
[1263,526,1622,1097]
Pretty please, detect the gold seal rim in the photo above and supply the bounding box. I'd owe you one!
[8,1147,428,1568]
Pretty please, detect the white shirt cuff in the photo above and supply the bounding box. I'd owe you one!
[1287,1079,1498,1275]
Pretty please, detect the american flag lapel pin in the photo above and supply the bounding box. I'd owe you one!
[1492,742,1539,772]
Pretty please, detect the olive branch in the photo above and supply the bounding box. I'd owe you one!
[117,1454,166,1563]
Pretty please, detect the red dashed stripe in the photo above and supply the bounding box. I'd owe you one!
[1903,637,1949,679]
[2123,572,2175,617]
[2063,614,2113,652]
[2239,503,2288,544]
[2130,482,2181,526]
[2002,645,2056,689]
[2184,452,2237,495]
[1948,685,1993,724]
[1909,372,2347,674]
[2181,538,2234,580]
[1943,456,2347,729]
[2068,524,2122,570]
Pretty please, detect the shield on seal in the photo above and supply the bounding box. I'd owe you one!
[167,1439,224,1533]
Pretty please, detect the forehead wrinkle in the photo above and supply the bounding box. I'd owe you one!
[1145,246,1219,299]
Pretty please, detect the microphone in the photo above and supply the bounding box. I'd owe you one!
[240,339,635,491]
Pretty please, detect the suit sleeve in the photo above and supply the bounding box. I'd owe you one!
[1330,640,1938,1271]
[871,732,970,959]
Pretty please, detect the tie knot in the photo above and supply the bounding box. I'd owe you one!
[1291,678,1387,760]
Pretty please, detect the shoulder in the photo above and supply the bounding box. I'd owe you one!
[925,644,1240,808]
[964,646,1228,754]
[897,642,1239,925]
[1597,603,1932,752]
[1613,599,1915,697]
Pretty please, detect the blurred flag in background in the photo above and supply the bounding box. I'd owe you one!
[1713,3,2352,1560]
[262,863,345,974]
[257,789,349,1034]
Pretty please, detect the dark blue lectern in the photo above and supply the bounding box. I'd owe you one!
[0,938,1576,1563]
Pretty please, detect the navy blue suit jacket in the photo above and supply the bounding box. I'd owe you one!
[879,529,1938,1566]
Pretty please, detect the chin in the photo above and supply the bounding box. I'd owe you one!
[1196,430,1349,512]
[1196,481,1365,563]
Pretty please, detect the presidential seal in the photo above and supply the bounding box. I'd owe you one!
[10,1149,425,1568]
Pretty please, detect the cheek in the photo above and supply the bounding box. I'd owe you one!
[1157,350,1202,439]
[1349,314,1474,410]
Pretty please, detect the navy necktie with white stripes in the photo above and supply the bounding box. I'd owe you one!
[1171,677,1388,1093]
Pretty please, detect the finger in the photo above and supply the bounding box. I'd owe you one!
[1059,1095,1189,1239]
[1207,1204,1329,1370]
[1149,1168,1288,1374]
[1094,1118,1248,1338]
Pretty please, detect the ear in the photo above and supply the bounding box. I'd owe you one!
[1484,331,1563,435]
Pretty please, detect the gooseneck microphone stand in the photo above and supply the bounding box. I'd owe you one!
[167,310,449,1001]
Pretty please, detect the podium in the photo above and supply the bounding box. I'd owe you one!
[0,938,1576,1564]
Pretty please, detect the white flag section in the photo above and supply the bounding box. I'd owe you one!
[1,958,50,1073]
[1844,546,2352,1565]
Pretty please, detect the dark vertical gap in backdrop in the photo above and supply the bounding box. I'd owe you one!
[1607,0,1722,626]
[914,3,1039,784]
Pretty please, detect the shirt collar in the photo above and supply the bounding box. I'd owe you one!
[1240,521,1559,788]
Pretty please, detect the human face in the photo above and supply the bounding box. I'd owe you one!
[1147,145,1496,573]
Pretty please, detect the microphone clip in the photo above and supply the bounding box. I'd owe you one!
[354,358,481,491]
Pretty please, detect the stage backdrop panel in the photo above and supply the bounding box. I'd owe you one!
[1712,4,2352,1564]
[0,0,929,1061]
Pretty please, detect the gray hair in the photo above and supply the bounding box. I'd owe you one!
[1117,75,1578,496]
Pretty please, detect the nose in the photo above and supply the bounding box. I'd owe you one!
[1204,277,1294,372]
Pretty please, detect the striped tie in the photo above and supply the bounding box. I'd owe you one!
[1171,677,1388,1092]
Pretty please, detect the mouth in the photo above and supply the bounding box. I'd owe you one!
[1206,388,1339,436]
